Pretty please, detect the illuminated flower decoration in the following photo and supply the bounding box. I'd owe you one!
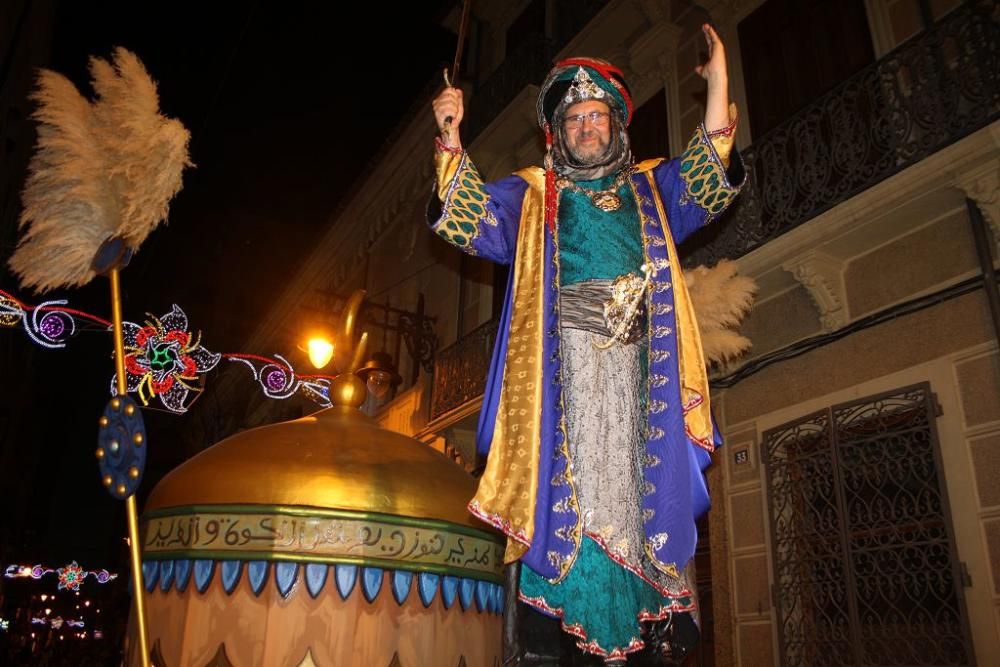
[0,618,9,631]
[113,305,221,413]
[4,561,116,590]
[57,561,85,591]
[50,616,64,630]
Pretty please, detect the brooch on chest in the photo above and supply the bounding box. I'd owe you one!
[557,166,635,212]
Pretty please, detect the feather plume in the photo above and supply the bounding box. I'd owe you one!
[10,48,191,293]
[684,260,757,366]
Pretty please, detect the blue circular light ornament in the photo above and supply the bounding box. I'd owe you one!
[97,395,146,499]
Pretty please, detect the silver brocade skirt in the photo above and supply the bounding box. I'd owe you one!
[560,280,697,604]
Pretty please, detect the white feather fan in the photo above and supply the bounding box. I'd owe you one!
[9,47,191,293]
[684,260,757,366]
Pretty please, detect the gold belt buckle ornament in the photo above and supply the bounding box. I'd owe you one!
[599,272,648,347]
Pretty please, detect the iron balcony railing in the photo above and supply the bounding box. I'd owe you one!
[684,0,1000,265]
[430,317,499,421]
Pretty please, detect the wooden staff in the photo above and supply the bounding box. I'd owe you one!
[442,0,473,140]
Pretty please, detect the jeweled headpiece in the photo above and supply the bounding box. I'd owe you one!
[537,57,633,129]
[565,67,606,104]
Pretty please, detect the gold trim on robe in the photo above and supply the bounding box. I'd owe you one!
[468,168,549,562]
[645,171,713,451]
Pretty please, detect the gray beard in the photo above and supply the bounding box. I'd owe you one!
[567,137,612,165]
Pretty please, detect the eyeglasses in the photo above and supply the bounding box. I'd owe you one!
[563,111,610,129]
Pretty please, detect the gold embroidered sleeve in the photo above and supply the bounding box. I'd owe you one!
[678,103,745,219]
[706,103,739,169]
[431,149,500,252]
[435,147,463,201]
[430,144,524,264]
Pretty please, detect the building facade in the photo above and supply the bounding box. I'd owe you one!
[243,1,999,664]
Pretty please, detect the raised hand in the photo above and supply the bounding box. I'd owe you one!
[695,23,731,133]
[432,86,464,148]
[694,23,728,84]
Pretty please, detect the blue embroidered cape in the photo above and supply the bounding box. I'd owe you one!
[430,123,745,585]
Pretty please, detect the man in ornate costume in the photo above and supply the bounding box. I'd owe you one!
[430,25,745,665]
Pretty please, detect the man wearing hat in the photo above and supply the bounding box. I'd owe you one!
[430,24,744,664]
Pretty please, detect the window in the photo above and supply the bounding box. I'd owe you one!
[763,383,974,666]
[506,0,546,57]
[629,88,670,162]
[738,0,875,137]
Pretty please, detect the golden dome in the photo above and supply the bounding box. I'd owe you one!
[145,405,484,531]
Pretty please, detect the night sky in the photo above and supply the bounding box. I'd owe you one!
[2,1,456,574]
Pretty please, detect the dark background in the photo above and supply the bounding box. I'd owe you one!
[1,0,455,597]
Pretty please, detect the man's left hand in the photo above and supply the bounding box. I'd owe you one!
[695,23,727,84]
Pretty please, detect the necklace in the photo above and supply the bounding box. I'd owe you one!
[557,166,635,212]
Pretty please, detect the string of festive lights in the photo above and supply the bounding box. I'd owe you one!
[0,290,109,348]
[27,616,86,629]
[226,353,332,408]
[5,561,118,591]
[0,289,336,413]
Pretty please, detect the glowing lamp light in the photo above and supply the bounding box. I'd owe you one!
[307,338,334,370]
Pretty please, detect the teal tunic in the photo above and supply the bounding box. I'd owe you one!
[558,175,643,286]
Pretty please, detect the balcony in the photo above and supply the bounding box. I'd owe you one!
[683,0,999,266]
[430,317,499,421]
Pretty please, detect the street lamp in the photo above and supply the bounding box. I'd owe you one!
[306,337,334,370]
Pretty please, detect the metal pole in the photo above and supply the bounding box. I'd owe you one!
[110,268,151,667]
[966,198,1000,348]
